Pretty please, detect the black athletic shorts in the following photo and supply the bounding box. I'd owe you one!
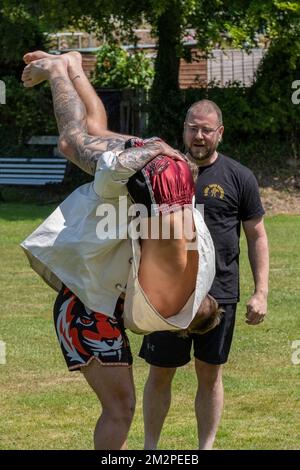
[139,304,237,366]
[53,286,133,371]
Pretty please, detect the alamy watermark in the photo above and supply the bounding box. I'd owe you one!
[291,340,300,365]
[0,80,6,104]
[94,197,204,249]
[291,80,300,105]
[0,341,6,364]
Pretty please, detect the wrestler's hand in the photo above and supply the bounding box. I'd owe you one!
[152,139,187,162]
[245,292,267,325]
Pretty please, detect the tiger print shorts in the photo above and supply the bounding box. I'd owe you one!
[53,286,133,371]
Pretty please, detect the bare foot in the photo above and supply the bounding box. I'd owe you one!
[21,58,65,88]
[23,50,82,78]
[23,50,56,65]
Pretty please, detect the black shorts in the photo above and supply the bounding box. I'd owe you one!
[139,304,237,366]
[53,286,133,371]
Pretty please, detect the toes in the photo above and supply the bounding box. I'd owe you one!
[21,70,31,80]
[23,80,33,88]
[21,71,28,81]
[23,50,48,64]
[21,64,32,82]
[23,53,32,64]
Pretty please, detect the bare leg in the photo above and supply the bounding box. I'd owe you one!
[81,359,136,450]
[143,366,177,449]
[194,359,223,450]
[21,56,170,175]
[24,51,107,134]
[23,50,133,138]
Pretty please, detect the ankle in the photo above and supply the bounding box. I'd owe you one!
[67,53,83,74]
[50,60,68,78]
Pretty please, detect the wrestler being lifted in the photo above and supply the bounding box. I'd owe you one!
[22,50,220,335]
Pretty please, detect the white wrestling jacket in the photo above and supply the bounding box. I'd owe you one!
[21,152,215,331]
[21,151,134,318]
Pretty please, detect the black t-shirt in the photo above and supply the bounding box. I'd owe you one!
[196,153,265,303]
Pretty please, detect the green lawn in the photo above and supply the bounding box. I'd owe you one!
[0,203,299,450]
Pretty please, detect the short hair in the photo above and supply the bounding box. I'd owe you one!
[178,294,223,337]
[185,99,223,125]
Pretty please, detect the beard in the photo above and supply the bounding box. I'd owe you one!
[186,142,217,165]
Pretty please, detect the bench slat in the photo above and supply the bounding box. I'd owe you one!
[0,164,66,170]
[1,169,65,175]
[0,173,64,179]
[0,158,67,164]
[27,136,59,145]
[0,178,63,185]
[0,139,67,186]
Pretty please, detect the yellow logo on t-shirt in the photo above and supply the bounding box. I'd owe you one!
[204,184,225,199]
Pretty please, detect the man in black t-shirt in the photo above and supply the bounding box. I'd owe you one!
[139,99,269,450]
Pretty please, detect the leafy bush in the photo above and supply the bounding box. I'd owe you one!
[0,77,57,155]
[92,43,154,91]
[148,38,300,170]
[249,36,300,156]
[0,3,48,78]
[182,84,252,141]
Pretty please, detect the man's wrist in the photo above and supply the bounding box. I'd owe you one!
[254,289,268,298]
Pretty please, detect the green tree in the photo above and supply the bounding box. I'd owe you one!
[0,1,48,78]
[36,0,300,142]
[92,43,154,90]
[3,0,300,145]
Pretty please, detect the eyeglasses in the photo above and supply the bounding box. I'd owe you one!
[185,123,222,136]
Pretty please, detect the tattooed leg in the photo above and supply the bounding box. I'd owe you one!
[23,50,133,139]
[67,57,133,139]
[22,58,95,173]
[22,57,184,175]
[24,51,109,135]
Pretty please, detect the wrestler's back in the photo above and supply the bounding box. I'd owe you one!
[138,210,198,318]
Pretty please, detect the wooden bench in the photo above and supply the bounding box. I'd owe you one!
[0,136,67,187]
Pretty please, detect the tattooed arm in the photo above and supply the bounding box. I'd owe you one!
[116,140,185,173]
[61,126,182,178]
[59,124,129,176]
[60,121,184,177]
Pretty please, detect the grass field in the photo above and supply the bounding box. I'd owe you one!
[0,203,299,450]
